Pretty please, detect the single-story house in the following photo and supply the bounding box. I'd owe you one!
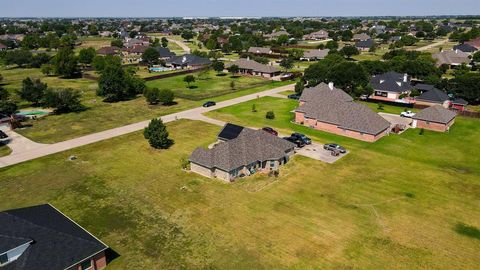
[353,33,371,41]
[412,105,456,132]
[303,30,329,40]
[432,50,471,67]
[370,72,413,103]
[0,204,108,270]
[217,123,245,142]
[264,30,289,40]
[123,45,148,55]
[225,58,281,78]
[167,54,211,69]
[453,43,478,54]
[189,125,296,182]
[247,47,272,55]
[295,83,390,142]
[415,87,450,107]
[154,47,176,60]
[355,39,374,51]
[450,98,468,112]
[97,46,120,56]
[300,49,330,61]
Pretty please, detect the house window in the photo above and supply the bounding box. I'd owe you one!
[270,161,275,168]
[80,260,92,270]
[0,253,8,265]
[426,121,430,125]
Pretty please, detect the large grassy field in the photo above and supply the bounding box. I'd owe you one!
[0,118,478,269]
[146,71,280,100]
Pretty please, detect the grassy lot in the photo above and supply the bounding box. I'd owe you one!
[76,36,113,51]
[0,144,12,157]
[146,70,277,100]
[352,46,389,61]
[0,118,478,269]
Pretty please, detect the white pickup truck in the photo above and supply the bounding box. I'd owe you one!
[400,111,416,118]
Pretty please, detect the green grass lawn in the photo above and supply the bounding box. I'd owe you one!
[146,70,277,100]
[0,144,12,157]
[0,118,478,269]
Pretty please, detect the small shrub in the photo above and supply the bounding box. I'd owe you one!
[144,118,174,149]
[230,80,236,90]
[144,88,160,104]
[404,192,415,198]
[180,156,190,170]
[455,223,480,240]
[251,104,257,112]
[266,111,275,119]
[377,103,384,110]
[419,128,425,135]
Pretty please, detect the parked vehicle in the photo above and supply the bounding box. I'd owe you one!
[203,101,216,107]
[323,143,346,153]
[400,110,415,118]
[283,136,305,148]
[262,127,278,136]
[290,132,311,145]
[287,94,300,100]
[0,130,9,143]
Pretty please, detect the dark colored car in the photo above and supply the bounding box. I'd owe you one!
[323,143,346,153]
[262,127,278,136]
[291,132,311,145]
[203,101,216,107]
[283,136,305,148]
[288,94,300,100]
[0,130,9,142]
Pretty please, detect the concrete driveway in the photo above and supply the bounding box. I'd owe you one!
[379,112,412,129]
[295,143,348,163]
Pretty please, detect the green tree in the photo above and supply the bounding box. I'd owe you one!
[161,37,168,48]
[206,38,218,50]
[340,45,360,59]
[266,111,275,119]
[288,49,304,60]
[472,51,480,63]
[78,47,96,66]
[325,40,339,50]
[143,118,174,149]
[97,64,128,101]
[0,100,17,116]
[280,58,294,72]
[43,88,84,113]
[4,50,33,67]
[142,47,160,65]
[212,61,225,74]
[227,64,240,77]
[452,73,480,103]
[111,39,123,48]
[144,88,159,104]
[53,47,79,77]
[41,64,54,76]
[181,30,194,41]
[158,89,174,105]
[230,80,236,90]
[18,77,47,105]
[183,75,196,88]
[295,81,305,94]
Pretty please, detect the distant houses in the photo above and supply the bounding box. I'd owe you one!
[353,33,371,41]
[294,83,390,142]
[433,50,471,67]
[167,54,211,69]
[302,30,329,41]
[300,49,330,61]
[355,39,375,51]
[247,47,273,55]
[225,58,281,78]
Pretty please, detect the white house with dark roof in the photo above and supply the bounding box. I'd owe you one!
[225,58,281,78]
[300,49,330,61]
[370,72,414,103]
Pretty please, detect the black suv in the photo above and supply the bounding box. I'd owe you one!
[323,143,346,153]
[290,133,311,145]
[0,130,9,142]
[283,136,305,148]
[203,101,216,107]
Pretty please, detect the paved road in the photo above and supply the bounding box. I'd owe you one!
[415,39,448,52]
[0,84,294,168]
[167,38,191,54]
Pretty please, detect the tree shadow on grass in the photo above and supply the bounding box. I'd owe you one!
[187,85,198,89]
[230,75,241,79]
[216,73,227,77]
[454,223,480,240]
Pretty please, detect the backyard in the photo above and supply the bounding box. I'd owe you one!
[0,118,478,269]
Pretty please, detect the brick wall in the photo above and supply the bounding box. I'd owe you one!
[415,119,454,132]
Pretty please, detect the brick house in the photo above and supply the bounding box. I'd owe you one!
[295,83,390,142]
[0,204,108,270]
[370,72,414,103]
[300,49,330,61]
[415,87,450,107]
[189,125,295,182]
[412,105,457,132]
[302,30,329,40]
[247,47,272,55]
[225,58,281,78]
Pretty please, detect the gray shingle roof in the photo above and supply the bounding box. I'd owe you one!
[247,47,272,54]
[433,50,470,66]
[413,105,456,124]
[190,127,295,172]
[225,58,280,74]
[453,44,478,53]
[355,39,374,48]
[416,88,449,103]
[169,54,211,66]
[0,204,108,270]
[302,49,330,59]
[296,83,390,135]
[371,71,413,93]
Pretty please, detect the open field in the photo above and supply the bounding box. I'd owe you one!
[146,71,284,100]
[76,36,114,51]
[0,118,479,269]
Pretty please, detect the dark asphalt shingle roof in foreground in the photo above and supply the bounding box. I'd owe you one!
[0,204,108,270]
[371,71,412,93]
[413,105,457,124]
[416,88,449,104]
[190,127,295,172]
[296,83,390,135]
[169,54,211,66]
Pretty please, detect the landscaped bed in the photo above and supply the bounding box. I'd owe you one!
[0,118,479,269]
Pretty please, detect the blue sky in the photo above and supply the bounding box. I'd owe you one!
[1,0,480,17]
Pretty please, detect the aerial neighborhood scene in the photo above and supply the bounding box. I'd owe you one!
[1,0,480,269]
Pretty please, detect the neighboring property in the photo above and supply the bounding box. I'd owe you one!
[247,47,272,55]
[225,58,281,78]
[415,87,450,107]
[97,46,120,56]
[189,125,296,182]
[303,30,329,40]
[167,54,211,69]
[300,49,330,61]
[432,50,471,67]
[450,98,468,112]
[0,204,108,270]
[0,43,7,51]
[453,43,478,54]
[412,105,457,132]
[465,37,480,50]
[370,71,413,103]
[295,83,390,142]
[353,33,371,41]
[153,47,176,60]
[264,30,289,40]
[355,39,374,51]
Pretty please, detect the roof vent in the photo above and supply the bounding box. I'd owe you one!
[328,82,334,90]
[403,73,408,82]
[182,56,187,63]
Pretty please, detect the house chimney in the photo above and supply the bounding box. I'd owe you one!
[403,73,408,83]
[328,82,334,90]
[455,49,459,54]
[247,56,250,61]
